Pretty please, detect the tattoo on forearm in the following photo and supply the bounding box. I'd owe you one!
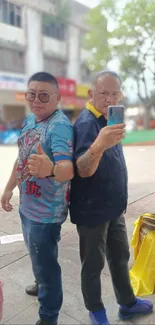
[77,150,94,173]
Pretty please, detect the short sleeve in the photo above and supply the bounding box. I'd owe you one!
[20,117,27,131]
[50,122,73,162]
[20,114,34,132]
[74,120,98,160]
[19,117,28,137]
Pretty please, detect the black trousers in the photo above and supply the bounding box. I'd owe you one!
[77,215,135,312]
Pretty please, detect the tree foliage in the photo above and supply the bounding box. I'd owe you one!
[84,0,155,127]
[43,0,70,24]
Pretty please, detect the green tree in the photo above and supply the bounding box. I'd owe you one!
[43,0,70,24]
[84,4,111,71]
[85,0,155,128]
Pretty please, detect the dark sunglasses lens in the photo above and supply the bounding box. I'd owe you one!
[39,93,50,103]
[26,92,35,101]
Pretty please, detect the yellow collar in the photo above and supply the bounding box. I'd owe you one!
[86,102,102,118]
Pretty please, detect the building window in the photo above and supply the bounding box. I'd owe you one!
[0,0,22,27]
[81,63,92,83]
[43,15,66,41]
[44,57,66,77]
[0,48,25,73]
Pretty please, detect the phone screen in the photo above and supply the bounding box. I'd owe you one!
[107,105,125,126]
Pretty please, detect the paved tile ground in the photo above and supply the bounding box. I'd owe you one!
[0,193,155,324]
[0,145,155,324]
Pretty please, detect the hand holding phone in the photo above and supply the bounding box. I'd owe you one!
[97,123,125,150]
[107,105,125,126]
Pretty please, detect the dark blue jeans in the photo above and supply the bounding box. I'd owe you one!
[20,213,62,323]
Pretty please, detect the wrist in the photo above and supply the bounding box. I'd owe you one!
[90,137,105,156]
[47,162,57,177]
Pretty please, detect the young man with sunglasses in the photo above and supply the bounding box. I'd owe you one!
[1,72,74,325]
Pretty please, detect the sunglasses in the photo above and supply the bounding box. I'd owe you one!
[25,91,58,103]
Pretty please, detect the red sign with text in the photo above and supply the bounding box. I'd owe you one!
[57,77,76,97]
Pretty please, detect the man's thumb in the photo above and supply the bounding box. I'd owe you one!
[36,143,44,155]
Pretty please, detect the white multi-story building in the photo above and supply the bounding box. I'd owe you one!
[0,0,91,126]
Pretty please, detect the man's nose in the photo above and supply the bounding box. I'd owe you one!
[106,95,112,103]
[33,95,40,103]
[106,94,115,104]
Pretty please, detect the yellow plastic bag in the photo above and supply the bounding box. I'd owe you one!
[129,213,155,296]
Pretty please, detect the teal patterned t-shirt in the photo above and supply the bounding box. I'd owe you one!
[16,110,73,224]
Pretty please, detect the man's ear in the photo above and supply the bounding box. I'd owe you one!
[88,89,93,103]
[119,91,124,101]
[57,93,61,102]
[88,89,91,97]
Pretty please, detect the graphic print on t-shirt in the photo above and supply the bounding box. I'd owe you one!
[17,129,40,187]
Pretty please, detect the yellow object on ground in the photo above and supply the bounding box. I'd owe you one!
[130,213,155,296]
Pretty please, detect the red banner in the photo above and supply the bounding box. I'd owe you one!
[57,77,76,97]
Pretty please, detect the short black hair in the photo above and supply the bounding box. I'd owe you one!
[28,71,59,89]
[93,70,121,86]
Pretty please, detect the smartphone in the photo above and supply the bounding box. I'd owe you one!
[107,105,125,126]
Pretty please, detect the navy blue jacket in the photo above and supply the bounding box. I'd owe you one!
[70,108,128,227]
